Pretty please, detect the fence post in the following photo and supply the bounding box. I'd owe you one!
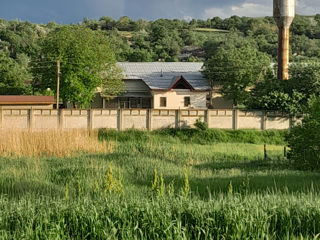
[147,109,152,131]
[88,109,94,131]
[59,109,64,130]
[175,110,179,129]
[233,109,238,130]
[118,108,123,131]
[206,109,211,129]
[262,111,267,130]
[264,144,267,160]
[28,109,35,131]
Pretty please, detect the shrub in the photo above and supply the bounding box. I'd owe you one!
[287,97,320,169]
[194,118,208,131]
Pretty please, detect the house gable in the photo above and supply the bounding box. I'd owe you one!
[169,76,195,91]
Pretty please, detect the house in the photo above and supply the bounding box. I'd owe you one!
[0,96,55,109]
[93,62,210,109]
[92,62,233,109]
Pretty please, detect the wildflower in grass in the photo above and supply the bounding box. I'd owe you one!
[151,169,166,198]
[180,167,190,198]
[103,163,123,195]
[152,169,158,192]
[168,180,175,197]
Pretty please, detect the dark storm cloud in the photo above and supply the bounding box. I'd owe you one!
[0,0,318,23]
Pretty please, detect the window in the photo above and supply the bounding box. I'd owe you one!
[160,97,167,107]
[184,97,191,107]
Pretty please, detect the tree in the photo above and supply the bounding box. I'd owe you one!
[0,50,32,94]
[247,71,305,115]
[148,20,183,61]
[203,45,270,106]
[34,26,124,108]
[99,16,116,30]
[247,60,320,115]
[115,16,136,31]
[287,97,320,170]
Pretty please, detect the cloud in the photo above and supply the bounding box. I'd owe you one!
[0,0,319,23]
[203,1,273,19]
[296,0,320,15]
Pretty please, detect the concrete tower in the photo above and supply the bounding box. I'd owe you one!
[273,0,295,80]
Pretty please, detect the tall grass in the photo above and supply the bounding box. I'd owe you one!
[1,194,320,239]
[1,129,319,239]
[0,130,114,157]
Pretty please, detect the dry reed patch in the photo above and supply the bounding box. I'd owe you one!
[0,130,114,158]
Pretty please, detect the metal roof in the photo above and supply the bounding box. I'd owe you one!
[117,62,210,91]
[0,96,55,105]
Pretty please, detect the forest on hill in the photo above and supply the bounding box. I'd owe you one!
[1,15,320,64]
[0,15,320,109]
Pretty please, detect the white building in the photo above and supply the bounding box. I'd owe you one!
[93,62,232,109]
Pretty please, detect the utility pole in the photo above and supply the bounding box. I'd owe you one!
[56,59,60,110]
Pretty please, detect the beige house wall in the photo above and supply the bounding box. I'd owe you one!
[0,108,295,131]
[153,90,208,109]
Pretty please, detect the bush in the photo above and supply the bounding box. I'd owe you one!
[287,97,320,169]
[194,118,208,131]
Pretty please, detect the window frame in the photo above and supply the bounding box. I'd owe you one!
[184,96,191,107]
[160,97,167,107]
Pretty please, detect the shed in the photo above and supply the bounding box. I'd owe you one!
[0,96,55,109]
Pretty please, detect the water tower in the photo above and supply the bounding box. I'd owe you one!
[273,0,295,80]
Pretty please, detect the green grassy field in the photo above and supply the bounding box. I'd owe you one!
[0,129,320,239]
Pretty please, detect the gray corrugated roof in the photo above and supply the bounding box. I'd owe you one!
[117,62,210,91]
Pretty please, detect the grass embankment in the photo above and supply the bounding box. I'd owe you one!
[0,129,319,239]
[99,128,287,145]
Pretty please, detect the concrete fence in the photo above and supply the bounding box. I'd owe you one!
[0,108,296,131]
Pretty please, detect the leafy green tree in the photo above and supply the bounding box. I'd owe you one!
[99,16,116,30]
[203,33,257,59]
[107,30,132,61]
[248,61,320,115]
[203,45,270,106]
[0,50,32,94]
[287,97,320,170]
[291,35,320,58]
[115,16,136,31]
[247,71,305,115]
[129,49,154,62]
[34,26,124,108]
[148,20,183,61]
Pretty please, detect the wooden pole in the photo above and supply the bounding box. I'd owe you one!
[56,59,60,110]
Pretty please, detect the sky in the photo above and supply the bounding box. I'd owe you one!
[0,0,319,24]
